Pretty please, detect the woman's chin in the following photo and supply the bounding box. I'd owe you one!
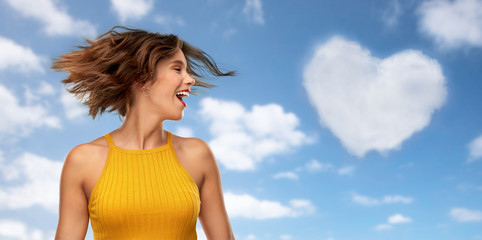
[170,112,184,121]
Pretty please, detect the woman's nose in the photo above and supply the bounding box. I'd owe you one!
[185,75,195,86]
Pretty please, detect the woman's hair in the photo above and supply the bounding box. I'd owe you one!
[52,26,235,119]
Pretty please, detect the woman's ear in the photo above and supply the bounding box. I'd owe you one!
[134,76,151,90]
[135,81,145,90]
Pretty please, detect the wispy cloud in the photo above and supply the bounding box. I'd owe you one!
[399,162,414,169]
[457,183,482,191]
[305,159,353,176]
[305,159,333,172]
[417,0,482,49]
[223,28,237,39]
[154,14,185,28]
[224,192,315,219]
[450,208,482,222]
[337,165,355,176]
[468,135,482,162]
[388,213,412,224]
[174,126,194,138]
[37,81,55,95]
[243,0,265,25]
[4,0,96,37]
[23,82,55,106]
[374,223,392,231]
[374,213,412,231]
[275,159,354,181]
[199,98,312,171]
[245,234,257,240]
[0,152,62,213]
[273,171,299,180]
[0,84,60,139]
[382,0,403,27]
[196,227,207,240]
[60,88,87,121]
[352,192,413,206]
[0,36,44,73]
[280,235,292,240]
[303,36,447,157]
[0,219,54,240]
[111,0,153,22]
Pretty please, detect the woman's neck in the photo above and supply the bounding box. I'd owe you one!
[111,108,167,150]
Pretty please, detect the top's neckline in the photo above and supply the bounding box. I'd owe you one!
[104,131,171,154]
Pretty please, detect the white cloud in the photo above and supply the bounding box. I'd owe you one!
[276,159,354,179]
[337,165,355,176]
[302,159,353,177]
[388,213,412,224]
[198,229,259,240]
[0,152,62,213]
[4,0,96,37]
[468,135,482,162]
[418,0,482,49]
[199,98,311,171]
[174,126,194,138]
[383,195,413,204]
[37,81,55,95]
[245,234,257,240]
[224,192,315,219]
[0,84,61,139]
[0,36,44,73]
[23,82,56,105]
[352,193,380,206]
[305,159,333,172]
[374,223,393,231]
[273,171,298,180]
[450,208,482,222]
[303,36,446,157]
[0,219,54,240]
[457,183,482,191]
[352,193,413,206]
[375,213,412,230]
[399,162,414,169]
[280,235,292,240]
[111,0,153,22]
[223,28,237,39]
[60,88,87,120]
[243,0,265,25]
[154,14,185,27]
[382,0,403,27]
[196,226,207,240]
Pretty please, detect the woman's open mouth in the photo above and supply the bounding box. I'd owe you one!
[176,90,190,107]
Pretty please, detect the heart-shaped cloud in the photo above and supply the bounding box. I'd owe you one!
[303,36,447,157]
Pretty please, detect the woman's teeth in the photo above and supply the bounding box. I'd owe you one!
[176,91,189,98]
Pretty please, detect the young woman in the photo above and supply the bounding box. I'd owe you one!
[53,26,235,239]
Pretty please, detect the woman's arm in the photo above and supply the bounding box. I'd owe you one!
[55,146,90,240]
[195,140,235,240]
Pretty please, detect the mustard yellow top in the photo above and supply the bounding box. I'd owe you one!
[88,131,201,239]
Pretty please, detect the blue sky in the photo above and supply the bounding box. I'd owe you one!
[0,0,481,239]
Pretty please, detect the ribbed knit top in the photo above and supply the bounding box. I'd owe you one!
[88,131,200,239]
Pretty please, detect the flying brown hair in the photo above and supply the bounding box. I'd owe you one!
[52,26,235,119]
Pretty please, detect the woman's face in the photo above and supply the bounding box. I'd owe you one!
[139,50,195,120]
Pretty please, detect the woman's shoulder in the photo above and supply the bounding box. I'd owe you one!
[172,134,211,153]
[171,133,208,146]
[64,135,109,166]
[60,135,110,188]
[171,134,213,158]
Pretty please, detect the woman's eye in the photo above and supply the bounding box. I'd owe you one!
[174,68,181,72]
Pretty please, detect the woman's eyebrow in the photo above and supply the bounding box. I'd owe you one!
[169,59,186,66]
